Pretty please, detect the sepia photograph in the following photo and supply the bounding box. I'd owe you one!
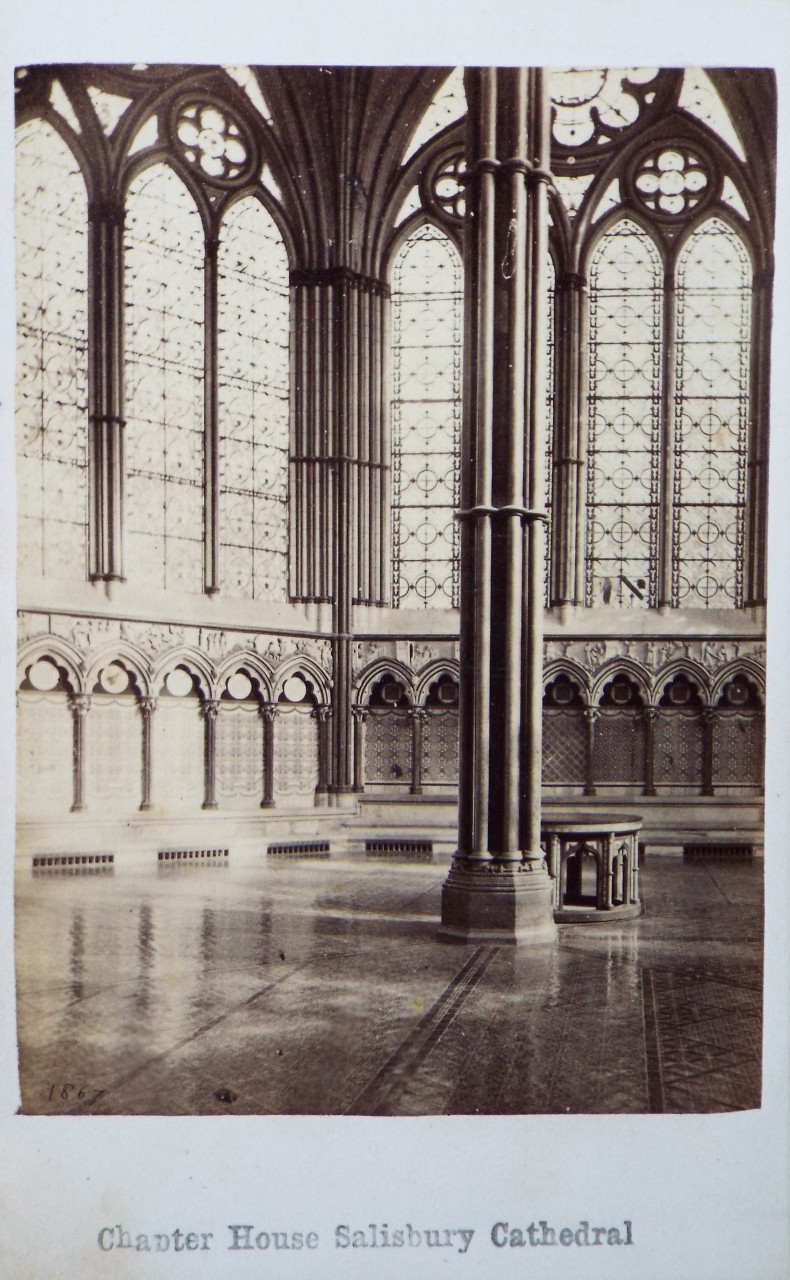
[1,3,789,1278]
[12,61,771,1116]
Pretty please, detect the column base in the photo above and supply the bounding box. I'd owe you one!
[438,857,557,945]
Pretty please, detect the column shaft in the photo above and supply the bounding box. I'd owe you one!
[202,700,219,810]
[87,200,125,581]
[139,697,156,811]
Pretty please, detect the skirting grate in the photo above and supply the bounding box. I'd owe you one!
[158,848,229,863]
[365,839,433,860]
[32,853,114,876]
[268,841,330,858]
[683,842,754,862]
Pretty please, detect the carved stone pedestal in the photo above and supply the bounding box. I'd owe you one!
[438,858,557,945]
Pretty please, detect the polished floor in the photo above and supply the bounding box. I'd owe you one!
[15,853,763,1115]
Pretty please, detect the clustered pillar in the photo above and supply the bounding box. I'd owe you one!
[289,268,390,806]
[439,67,556,944]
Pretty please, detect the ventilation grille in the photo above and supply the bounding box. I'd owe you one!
[683,842,754,862]
[32,853,114,875]
[158,848,229,863]
[365,839,433,860]
[268,840,330,858]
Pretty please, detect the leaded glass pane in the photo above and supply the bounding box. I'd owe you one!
[125,164,205,593]
[402,67,466,164]
[673,219,751,608]
[586,220,662,607]
[218,196,289,600]
[16,119,89,580]
[391,224,462,609]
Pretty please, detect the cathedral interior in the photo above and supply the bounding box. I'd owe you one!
[13,64,773,1114]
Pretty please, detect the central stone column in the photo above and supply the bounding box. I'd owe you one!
[439,67,556,944]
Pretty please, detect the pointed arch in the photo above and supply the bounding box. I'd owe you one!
[390,221,463,609]
[124,161,206,596]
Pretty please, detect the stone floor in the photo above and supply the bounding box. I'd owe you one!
[14,854,763,1116]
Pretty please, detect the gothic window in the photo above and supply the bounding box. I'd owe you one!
[16,119,89,581]
[585,212,754,610]
[125,164,205,594]
[586,220,662,608]
[218,196,289,600]
[673,219,752,607]
[391,224,463,609]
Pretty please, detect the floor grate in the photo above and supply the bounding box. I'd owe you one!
[683,843,754,862]
[32,853,114,876]
[268,840,331,858]
[158,848,229,863]
[365,838,433,860]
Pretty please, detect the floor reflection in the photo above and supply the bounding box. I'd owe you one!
[15,856,762,1116]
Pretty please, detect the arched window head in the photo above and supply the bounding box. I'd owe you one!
[586,218,663,608]
[391,223,462,610]
[16,119,88,582]
[124,163,205,595]
[673,218,752,608]
[218,196,289,601]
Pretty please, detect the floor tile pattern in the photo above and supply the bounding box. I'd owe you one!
[15,855,763,1115]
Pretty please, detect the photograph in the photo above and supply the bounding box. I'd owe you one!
[12,61,771,1117]
[1,4,788,1278]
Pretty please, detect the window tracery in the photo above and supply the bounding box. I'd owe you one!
[217,196,289,599]
[16,119,89,581]
[391,223,463,609]
[125,163,205,594]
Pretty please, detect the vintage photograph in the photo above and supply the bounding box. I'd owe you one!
[13,63,771,1117]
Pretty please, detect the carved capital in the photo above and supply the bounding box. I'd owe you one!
[351,705,369,724]
[312,704,332,724]
[259,703,278,723]
[69,693,91,716]
[139,697,157,716]
[201,699,221,721]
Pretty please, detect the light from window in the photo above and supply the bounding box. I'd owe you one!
[16,120,88,581]
[391,224,462,609]
[218,196,289,600]
[125,164,205,594]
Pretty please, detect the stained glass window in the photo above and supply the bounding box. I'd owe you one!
[125,164,205,594]
[218,196,289,599]
[16,120,89,581]
[391,224,462,609]
[586,220,662,607]
[673,219,752,607]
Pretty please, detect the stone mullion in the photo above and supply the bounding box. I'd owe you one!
[87,199,125,582]
[201,699,220,810]
[204,235,220,594]
[658,266,677,608]
[139,697,156,811]
[744,265,772,607]
[259,704,277,809]
[69,694,91,812]
[552,272,588,609]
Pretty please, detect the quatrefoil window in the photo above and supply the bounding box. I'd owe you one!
[174,103,251,182]
[633,148,712,217]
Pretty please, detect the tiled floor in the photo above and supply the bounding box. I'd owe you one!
[15,854,763,1115]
